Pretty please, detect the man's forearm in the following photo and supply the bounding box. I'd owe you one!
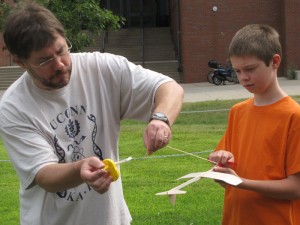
[35,160,85,192]
[152,81,184,126]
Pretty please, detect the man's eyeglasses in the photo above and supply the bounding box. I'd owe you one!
[27,38,72,69]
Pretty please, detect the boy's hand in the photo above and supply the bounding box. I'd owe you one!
[212,166,240,188]
[208,150,235,167]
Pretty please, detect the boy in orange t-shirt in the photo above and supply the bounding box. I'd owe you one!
[208,24,300,225]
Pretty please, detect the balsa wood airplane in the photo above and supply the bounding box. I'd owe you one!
[156,146,243,205]
[156,169,242,205]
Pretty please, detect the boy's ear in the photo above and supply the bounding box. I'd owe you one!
[12,55,27,69]
[272,54,281,68]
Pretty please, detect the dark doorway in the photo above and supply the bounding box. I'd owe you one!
[100,0,170,27]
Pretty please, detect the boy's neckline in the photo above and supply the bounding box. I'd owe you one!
[253,93,288,106]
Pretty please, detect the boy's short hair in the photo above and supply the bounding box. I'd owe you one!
[3,2,65,59]
[228,24,282,66]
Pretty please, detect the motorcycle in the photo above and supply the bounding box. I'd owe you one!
[207,60,239,85]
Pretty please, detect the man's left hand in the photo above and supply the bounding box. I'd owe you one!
[144,120,172,155]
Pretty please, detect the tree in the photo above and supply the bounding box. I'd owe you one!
[0,0,125,52]
[44,0,125,52]
[0,1,10,31]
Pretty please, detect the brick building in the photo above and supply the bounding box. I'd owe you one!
[169,0,300,83]
[1,0,300,83]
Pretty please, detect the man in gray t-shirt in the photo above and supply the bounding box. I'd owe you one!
[0,3,183,225]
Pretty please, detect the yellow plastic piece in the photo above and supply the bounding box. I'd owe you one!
[103,159,120,181]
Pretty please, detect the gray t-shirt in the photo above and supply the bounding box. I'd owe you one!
[0,52,172,225]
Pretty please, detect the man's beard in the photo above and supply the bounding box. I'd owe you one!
[27,66,72,90]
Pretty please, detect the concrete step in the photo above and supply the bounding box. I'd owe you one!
[105,27,176,61]
[144,45,176,61]
[140,61,180,83]
[106,32,142,45]
[0,66,24,90]
[82,31,106,52]
[97,27,180,82]
[144,27,174,44]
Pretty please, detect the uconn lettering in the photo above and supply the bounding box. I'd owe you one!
[50,105,87,130]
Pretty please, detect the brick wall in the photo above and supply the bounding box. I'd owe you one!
[283,1,300,73]
[178,0,288,83]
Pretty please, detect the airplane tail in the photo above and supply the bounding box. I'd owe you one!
[156,189,186,206]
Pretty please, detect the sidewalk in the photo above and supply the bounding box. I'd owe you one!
[181,77,300,102]
[1,77,300,102]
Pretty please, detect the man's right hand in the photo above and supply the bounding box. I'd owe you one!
[80,157,113,194]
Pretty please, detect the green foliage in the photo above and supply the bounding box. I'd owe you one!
[0,0,125,52]
[287,63,298,80]
[45,0,125,52]
[287,68,296,80]
[0,2,11,31]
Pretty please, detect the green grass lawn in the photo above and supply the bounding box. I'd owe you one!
[119,100,233,225]
[1,97,299,224]
[0,139,19,225]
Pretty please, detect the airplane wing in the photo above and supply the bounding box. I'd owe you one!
[178,170,242,186]
[200,170,242,186]
[176,172,205,179]
[156,169,242,205]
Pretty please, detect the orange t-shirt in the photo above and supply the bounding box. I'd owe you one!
[215,97,300,225]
